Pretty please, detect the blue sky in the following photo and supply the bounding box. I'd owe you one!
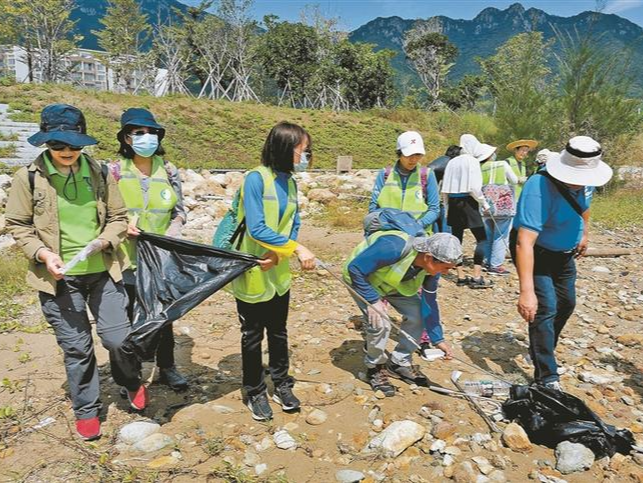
[182,0,643,30]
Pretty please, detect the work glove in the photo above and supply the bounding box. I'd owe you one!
[62,239,105,274]
[165,218,183,239]
[367,300,390,330]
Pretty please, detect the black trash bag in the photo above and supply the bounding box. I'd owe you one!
[122,232,259,360]
[502,384,635,458]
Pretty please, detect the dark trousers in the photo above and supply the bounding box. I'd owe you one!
[39,273,141,419]
[236,291,293,397]
[451,225,487,266]
[528,248,577,384]
[124,283,175,368]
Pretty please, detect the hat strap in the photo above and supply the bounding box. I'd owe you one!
[565,143,601,158]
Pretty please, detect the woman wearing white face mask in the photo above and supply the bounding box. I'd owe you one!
[109,108,189,391]
[232,121,317,421]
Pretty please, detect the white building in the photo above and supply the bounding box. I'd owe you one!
[0,45,168,97]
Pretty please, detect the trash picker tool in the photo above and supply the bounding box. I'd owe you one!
[451,370,501,433]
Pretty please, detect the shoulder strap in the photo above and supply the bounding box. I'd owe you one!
[101,163,108,182]
[420,166,429,203]
[384,165,392,182]
[28,171,35,192]
[400,235,416,259]
[537,171,584,216]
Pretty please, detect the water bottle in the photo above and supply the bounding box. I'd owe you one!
[462,380,511,398]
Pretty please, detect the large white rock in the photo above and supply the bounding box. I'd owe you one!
[363,420,426,457]
[555,441,595,474]
[335,469,365,482]
[118,421,161,444]
[273,429,297,450]
[132,433,174,453]
[0,174,11,189]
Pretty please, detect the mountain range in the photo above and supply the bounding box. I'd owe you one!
[70,1,643,89]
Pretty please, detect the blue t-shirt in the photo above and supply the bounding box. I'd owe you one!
[514,171,590,252]
[243,170,300,246]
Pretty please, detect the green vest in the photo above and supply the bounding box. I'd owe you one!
[376,166,432,234]
[481,160,509,186]
[117,156,178,268]
[343,230,424,298]
[232,166,298,304]
[507,156,526,197]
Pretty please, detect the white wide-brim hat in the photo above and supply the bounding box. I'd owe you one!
[546,136,613,187]
[460,133,496,162]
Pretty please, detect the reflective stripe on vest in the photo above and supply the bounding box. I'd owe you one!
[342,230,424,298]
[376,167,432,234]
[117,156,178,269]
[231,166,298,304]
[481,161,508,185]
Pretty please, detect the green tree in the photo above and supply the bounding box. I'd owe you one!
[404,27,458,109]
[440,74,486,111]
[257,16,320,107]
[92,0,151,92]
[479,32,558,147]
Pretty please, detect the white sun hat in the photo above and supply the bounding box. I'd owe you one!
[535,148,553,166]
[397,131,426,156]
[547,136,613,187]
[460,133,496,162]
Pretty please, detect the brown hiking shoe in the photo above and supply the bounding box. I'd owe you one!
[367,364,396,396]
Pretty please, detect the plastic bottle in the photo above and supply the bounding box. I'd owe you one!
[462,380,511,398]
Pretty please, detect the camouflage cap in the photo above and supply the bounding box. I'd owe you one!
[412,233,463,264]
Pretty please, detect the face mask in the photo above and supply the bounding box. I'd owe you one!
[294,152,309,173]
[131,133,159,158]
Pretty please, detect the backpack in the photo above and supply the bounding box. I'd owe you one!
[363,208,424,259]
[384,165,429,203]
[212,188,245,251]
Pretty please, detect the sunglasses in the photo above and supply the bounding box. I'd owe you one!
[127,128,160,137]
[47,141,83,151]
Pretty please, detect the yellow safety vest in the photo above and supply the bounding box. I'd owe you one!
[232,166,298,304]
[117,156,178,269]
[343,230,424,298]
[481,160,509,185]
[377,166,431,224]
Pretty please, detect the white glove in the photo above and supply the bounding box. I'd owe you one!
[62,239,105,274]
[367,300,390,330]
[165,219,183,239]
[519,176,528,184]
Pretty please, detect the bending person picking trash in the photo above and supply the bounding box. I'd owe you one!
[343,232,462,396]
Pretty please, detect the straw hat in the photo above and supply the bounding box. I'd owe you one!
[546,136,613,187]
[506,139,538,151]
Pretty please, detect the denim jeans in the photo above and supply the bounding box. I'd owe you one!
[353,293,425,368]
[432,204,451,234]
[483,216,513,268]
[420,274,442,344]
[528,248,577,384]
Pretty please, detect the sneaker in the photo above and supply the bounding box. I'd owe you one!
[246,392,273,421]
[386,360,429,387]
[456,276,473,286]
[544,381,563,392]
[367,365,396,396]
[76,417,101,441]
[273,385,301,411]
[126,385,149,411]
[419,343,446,362]
[468,277,494,289]
[417,341,431,360]
[159,366,189,391]
[487,266,511,276]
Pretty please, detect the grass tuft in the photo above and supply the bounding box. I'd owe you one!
[592,189,643,229]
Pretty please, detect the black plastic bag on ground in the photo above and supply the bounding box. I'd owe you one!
[122,232,258,360]
[502,384,635,458]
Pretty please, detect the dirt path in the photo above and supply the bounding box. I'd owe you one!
[0,223,642,482]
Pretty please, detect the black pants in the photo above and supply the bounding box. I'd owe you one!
[451,225,488,266]
[125,283,175,368]
[236,291,293,397]
[39,273,141,419]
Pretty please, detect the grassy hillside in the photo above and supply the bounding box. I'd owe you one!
[0,83,497,170]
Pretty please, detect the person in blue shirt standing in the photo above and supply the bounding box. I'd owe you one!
[514,136,613,390]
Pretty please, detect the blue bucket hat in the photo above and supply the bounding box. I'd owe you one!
[28,104,98,147]
[117,108,165,143]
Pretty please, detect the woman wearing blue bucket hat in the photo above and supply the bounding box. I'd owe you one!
[108,108,188,391]
[5,104,148,441]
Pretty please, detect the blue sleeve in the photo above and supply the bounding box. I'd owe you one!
[369,169,386,213]
[243,172,291,246]
[421,275,444,344]
[290,208,301,241]
[515,176,550,234]
[418,171,440,229]
[347,235,407,303]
